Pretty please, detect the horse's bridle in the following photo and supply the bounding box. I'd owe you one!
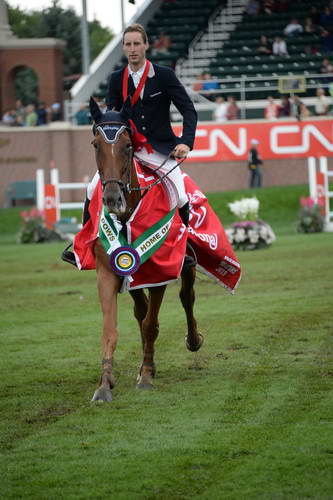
[94,120,186,199]
[94,121,134,195]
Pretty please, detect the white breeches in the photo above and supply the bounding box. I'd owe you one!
[86,149,188,208]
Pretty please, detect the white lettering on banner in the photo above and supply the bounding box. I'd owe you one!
[188,189,206,204]
[188,226,218,250]
[189,128,247,158]
[271,124,333,154]
[190,206,207,229]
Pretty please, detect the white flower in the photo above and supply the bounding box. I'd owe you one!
[248,229,260,244]
[228,197,259,220]
[234,228,246,242]
[225,228,234,243]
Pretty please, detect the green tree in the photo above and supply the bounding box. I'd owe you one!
[7,1,114,76]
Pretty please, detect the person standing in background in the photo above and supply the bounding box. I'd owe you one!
[213,96,228,122]
[248,139,263,188]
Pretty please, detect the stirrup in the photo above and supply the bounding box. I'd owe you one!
[61,243,78,267]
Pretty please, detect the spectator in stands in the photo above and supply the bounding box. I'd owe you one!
[320,28,333,53]
[274,0,289,14]
[314,87,330,116]
[226,96,239,120]
[213,96,228,122]
[320,7,333,30]
[51,102,61,121]
[75,103,91,125]
[25,104,38,127]
[303,17,316,35]
[284,18,303,37]
[248,139,263,188]
[257,35,272,54]
[192,73,203,92]
[201,72,219,91]
[152,32,171,56]
[2,110,16,126]
[320,57,333,82]
[265,96,279,119]
[263,0,276,15]
[278,95,291,117]
[309,6,321,26]
[272,36,288,55]
[245,0,260,16]
[291,95,309,121]
[36,102,48,126]
[14,99,26,126]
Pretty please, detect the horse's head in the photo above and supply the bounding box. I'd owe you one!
[90,97,134,218]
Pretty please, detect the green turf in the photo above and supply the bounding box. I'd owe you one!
[1,185,333,499]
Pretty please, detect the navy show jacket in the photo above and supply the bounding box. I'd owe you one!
[106,63,197,155]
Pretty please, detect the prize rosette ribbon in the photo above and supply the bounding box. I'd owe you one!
[109,246,140,276]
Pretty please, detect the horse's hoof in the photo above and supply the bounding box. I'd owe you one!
[136,374,154,390]
[91,385,113,402]
[185,333,204,352]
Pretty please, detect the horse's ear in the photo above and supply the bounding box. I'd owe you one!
[120,96,132,122]
[89,96,102,123]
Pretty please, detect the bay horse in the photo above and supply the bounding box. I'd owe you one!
[89,97,203,402]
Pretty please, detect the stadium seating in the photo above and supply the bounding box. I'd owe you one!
[206,0,329,100]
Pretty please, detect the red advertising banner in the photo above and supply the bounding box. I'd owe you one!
[173,119,333,163]
[44,184,57,229]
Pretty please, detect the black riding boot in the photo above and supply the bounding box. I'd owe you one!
[61,198,91,267]
[179,201,190,227]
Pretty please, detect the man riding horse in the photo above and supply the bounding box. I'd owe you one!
[63,23,197,267]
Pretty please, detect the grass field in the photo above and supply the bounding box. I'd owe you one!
[1,185,333,499]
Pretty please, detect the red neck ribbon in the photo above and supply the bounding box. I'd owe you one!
[122,60,151,106]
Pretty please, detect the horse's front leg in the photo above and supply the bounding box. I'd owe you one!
[180,265,204,352]
[136,285,167,389]
[91,241,120,402]
[129,288,148,349]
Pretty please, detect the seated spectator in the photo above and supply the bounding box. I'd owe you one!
[272,36,288,55]
[226,96,239,120]
[201,72,219,91]
[314,88,330,116]
[51,102,61,121]
[36,102,48,126]
[265,96,279,119]
[278,95,291,117]
[25,104,38,126]
[2,110,16,126]
[284,18,303,37]
[291,95,309,121]
[274,0,289,14]
[257,35,272,54]
[309,6,321,26]
[75,104,91,125]
[320,28,333,53]
[320,57,333,82]
[213,96,228,122]
[246,0,260,15]
[320,7,333,30]
[152,32,171,56]
[15,99,26,125]
[304,17,316,35]
[192,73,203,91]
[263,0,276,15]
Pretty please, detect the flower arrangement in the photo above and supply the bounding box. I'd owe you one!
[297,197,324,233]
[226,197,276,250]
[17,208,63,244]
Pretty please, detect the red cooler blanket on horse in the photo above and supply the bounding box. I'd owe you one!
[73,162,241,293]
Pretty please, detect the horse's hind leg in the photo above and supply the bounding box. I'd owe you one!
[180,265,204,352]
[136,285,167,389]
[130,288,148,349]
